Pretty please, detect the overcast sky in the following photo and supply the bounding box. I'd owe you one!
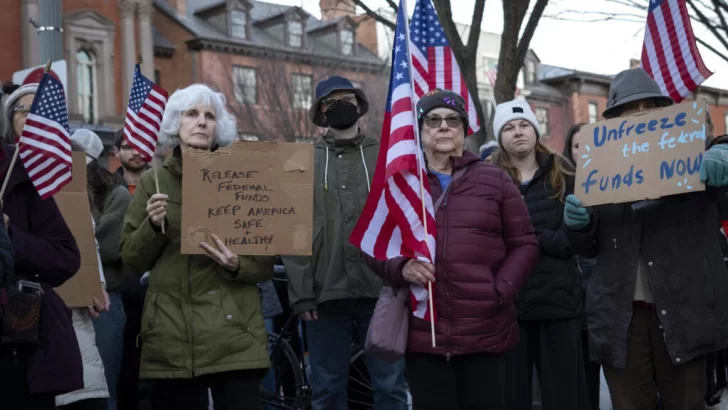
[270,0,727,89]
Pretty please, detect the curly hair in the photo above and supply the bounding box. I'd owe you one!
[159,84,237,148]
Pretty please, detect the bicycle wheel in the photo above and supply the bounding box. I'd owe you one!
[261,333,311,410]
[347,348,374,410]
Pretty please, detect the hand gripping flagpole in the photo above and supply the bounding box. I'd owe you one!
[138,54,165,234]
[401,0,436,348]
[0,60,53,201]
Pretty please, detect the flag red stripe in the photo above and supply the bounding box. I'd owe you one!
[661,1,697,92]
[675,0,712,78]
[647,12,680,101]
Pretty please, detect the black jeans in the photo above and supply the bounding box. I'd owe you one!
[583,329,602,410]
[0,346,55,410]
[58,398,109,410]
[406,352,507,410]
[150,369,266,410]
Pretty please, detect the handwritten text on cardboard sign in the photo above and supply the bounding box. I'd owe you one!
[181,141,314,256]
[574,100,707,206]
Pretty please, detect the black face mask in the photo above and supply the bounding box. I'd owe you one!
[325,104,360,130]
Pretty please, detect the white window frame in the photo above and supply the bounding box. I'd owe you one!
[526,60,536,84]
[288,20,303,48]
[233,66,257,105]
[230,9,247,39]
[292,73,312,110]
[340,29,354,56]
[76,49,98,124]
[535,107,549,137]
[239,133,260,141]
[588,102,599,123]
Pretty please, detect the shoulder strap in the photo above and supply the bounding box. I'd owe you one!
[433,165,469,210]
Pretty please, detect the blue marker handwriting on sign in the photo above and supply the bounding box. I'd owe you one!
[580,165,645,194]
[592,112,687,147]
[659,153,703,181]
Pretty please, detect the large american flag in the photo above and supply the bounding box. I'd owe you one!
[410,0,479,135]
[123,64,168,162]
[641,0,712,103]
[19,72,72,199]
[350,0,437,322]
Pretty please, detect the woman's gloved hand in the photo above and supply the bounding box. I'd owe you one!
[700,145,728,187]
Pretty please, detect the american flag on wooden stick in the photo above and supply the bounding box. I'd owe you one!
[641,0,712,103]
[123,64,168,162]
[19,72,73,199]
[350,0,437,323]
[410,0,479,135]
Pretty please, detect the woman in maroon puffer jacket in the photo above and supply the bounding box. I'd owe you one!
[366,89,539,410]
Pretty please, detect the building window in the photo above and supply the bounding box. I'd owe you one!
[588,102,599,123]
[292,74,312,109]
[233,66,257,105]
[535,107,549,137]
[340,29,354,56]
[230,9,247,39]
[154,69,161,86]
[76,50,97,123]
[525,60,536,84]
[288,21,303,48]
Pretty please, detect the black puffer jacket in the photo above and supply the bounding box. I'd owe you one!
[515,153,581,321]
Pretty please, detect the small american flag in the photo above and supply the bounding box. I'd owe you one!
[484,63,520,96]
[410,0,479,135]
[19,72,72,199]
[350,0,437,322]
[641,0,712,103]
[123,64,168,161]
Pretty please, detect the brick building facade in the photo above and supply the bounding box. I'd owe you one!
[0,0,386,170]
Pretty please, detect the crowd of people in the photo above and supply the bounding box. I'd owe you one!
[0,65,727,410]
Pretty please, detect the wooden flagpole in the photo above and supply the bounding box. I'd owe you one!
[0,60,52,200]
[401,0,436,348]
[137,54,165,234]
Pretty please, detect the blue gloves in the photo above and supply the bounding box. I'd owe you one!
[700,145,728,187]
[564,195,591,229]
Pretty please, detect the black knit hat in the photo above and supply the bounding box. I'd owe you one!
[416,89,468,131]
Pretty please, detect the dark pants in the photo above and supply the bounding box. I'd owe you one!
[0,346,55,409]
[603,306,705,410]
[406,352,507,410]
[58,398,109,410]
[118,285,146,410]
[150,369,265,410]
[583,329,602,410]
[306,298,408,410]
[505,318,588,410]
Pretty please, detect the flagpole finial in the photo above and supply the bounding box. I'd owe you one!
[137,53,143,65]
[44,60,52,73]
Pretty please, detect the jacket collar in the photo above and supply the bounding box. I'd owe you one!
[0,144,31,195]
[316,129,377,150]
[428,150,480,175]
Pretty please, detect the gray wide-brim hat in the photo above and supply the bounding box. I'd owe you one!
[308,75,369,127]
[603,68,673,119]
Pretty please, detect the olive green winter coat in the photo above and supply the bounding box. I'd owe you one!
[282,132,383,315]
[121,151,275,380]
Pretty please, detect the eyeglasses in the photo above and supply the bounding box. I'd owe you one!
[424,114,464,128]
[13,105,30,116]
[322,93,357,109]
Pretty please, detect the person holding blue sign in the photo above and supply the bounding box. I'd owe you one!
[564,67,728,410]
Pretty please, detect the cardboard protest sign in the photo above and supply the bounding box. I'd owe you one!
[574,100,707,206]
[181,141,314,256]
[54,152,104,308]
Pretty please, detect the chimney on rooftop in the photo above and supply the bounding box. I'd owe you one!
[320,0,356,20]
[165,0,186,16]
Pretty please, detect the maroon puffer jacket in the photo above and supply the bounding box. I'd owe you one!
[368,152,539,357]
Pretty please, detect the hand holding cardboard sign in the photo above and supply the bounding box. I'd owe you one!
[699,145,728,187]
[146,193,168,228]
[564,195,591,229]
[200,234,240,272]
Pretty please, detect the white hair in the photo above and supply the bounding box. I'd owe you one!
[159,83,237,148]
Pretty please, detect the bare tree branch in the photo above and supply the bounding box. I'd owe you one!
[466,0,487,53]
[697,36,728,62]
[687,0,728,61]
[350,0,396,29]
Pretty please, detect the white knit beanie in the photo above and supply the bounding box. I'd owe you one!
[493,99,541,142]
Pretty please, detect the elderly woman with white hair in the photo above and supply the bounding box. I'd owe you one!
[121,84,275,410]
